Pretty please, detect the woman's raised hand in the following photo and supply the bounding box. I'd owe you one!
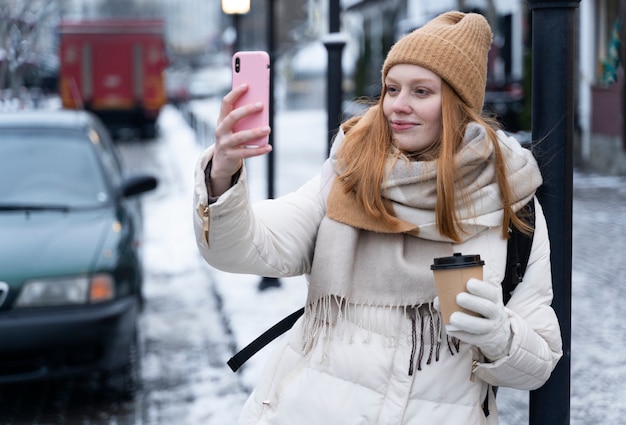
[210,84,272,196]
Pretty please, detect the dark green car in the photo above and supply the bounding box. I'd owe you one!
[0,110,157,396]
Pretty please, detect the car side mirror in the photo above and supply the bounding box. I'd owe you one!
[121,174,158,198]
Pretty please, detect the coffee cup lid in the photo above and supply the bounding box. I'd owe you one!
[430,252,485,270]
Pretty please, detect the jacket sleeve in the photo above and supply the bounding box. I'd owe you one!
[472,199,563,390]
[192,146,326,278]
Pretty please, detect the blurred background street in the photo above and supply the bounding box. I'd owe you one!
[0,0,625,424]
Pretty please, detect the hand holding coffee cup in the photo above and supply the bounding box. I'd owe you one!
[445,277,514,360]
[431,253,485,330]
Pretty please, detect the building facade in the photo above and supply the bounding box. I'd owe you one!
[578,0,625,175]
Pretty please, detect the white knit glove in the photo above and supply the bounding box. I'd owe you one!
[446,278,513,361]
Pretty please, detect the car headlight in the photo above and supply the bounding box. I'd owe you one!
[15,274,115,307]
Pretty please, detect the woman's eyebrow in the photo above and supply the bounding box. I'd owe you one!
[385,77,439,86]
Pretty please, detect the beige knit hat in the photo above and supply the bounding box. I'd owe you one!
[381,11,493,113]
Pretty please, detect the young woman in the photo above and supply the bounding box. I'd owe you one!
[193,11,562,425]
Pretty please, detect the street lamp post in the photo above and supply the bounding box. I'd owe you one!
[221,0,250,53]
[265,0,276,201]
[323,0,346,158]
[526,1,580,424]
[258,0,281,291]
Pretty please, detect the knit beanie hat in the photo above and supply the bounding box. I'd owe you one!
[381,11,493,113]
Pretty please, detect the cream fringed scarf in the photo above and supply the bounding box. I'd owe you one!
[302,123,543,358]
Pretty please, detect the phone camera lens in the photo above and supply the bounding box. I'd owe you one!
[235,57,240,73]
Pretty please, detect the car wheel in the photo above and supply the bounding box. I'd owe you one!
[140,122,157,140]
[101,326,141,400]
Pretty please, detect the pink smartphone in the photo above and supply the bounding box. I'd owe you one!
[231,51,271,147]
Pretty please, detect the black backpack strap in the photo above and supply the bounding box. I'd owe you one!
[227,307,305,372]
[484,198,536,417]
[502,198,536,305]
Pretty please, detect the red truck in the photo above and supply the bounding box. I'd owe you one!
[58,19,168,139]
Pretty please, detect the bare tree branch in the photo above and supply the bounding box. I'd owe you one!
[0,0,68,94]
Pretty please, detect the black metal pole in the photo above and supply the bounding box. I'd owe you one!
[323,0,345,158]
[266,0,275,200]
[259,0,280,291]
[526,1,579,424]
[329,0,340,31]
[233,13,241,53]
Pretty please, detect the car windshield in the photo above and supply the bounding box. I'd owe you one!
[0,129,111,209]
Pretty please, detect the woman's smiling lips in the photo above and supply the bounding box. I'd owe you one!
[390,120,418,131]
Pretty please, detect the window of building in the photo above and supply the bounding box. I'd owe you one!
[596,0,622,86]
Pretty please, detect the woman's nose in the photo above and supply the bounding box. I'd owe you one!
[391,91,411,113]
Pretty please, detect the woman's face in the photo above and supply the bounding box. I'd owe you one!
[382,64,443,154]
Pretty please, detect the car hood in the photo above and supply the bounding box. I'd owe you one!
[0,208,121,285]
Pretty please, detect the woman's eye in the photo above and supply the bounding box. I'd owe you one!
[415,88,429,96]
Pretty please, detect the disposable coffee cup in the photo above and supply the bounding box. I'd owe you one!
[431,253,485,330]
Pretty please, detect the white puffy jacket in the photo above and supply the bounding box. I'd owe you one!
[193,148,563,425]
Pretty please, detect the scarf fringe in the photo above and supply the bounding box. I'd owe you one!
[303,295,461,373]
